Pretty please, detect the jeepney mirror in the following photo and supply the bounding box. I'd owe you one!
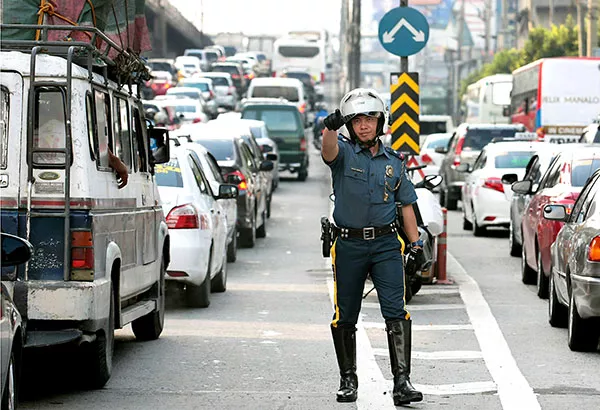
[149,127,170,165]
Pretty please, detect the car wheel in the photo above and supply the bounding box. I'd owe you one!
[1,349,17,410]
[521,241,537,285]
[257,210,267,238]
[186,263,211,308]
[568,288,600,352]
[240,214,256,248]
[132,260,166,340]
[298,168,308,182]
[81,283,114,389]
[536,247,549,299]
[227,228,238,263]
[548,268,567,328]
[509,219,521,257]
[211,254,228,293]
[472,208,486,237]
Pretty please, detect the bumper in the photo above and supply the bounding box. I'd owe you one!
[474,189,510,227]
[167,230,210,286]
[571,273,600,319]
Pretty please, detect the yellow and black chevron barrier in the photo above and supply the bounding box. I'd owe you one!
[390,72,420,155]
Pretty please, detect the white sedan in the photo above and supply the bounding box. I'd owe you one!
[418,133,452,176]
[155,146,237,307]
[460,141,540,236]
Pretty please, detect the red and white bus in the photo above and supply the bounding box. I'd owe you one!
[510,57,600,143]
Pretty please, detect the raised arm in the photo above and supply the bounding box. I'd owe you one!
[321,109,345,163]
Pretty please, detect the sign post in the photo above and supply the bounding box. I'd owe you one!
[378,2,429,156]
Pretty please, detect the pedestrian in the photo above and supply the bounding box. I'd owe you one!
[321,88,425,406]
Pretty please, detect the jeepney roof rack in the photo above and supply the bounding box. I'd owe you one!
[0,23,150,88]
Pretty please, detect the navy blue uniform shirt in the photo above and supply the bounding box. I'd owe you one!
[324,136,418,229]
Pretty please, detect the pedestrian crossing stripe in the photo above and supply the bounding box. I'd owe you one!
[390,72,420,155]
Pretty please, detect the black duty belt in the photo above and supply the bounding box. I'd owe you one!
[333,223,398,241]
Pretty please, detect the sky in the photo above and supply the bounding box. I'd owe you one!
[170,0,342,36]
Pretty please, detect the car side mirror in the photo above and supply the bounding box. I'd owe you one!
[502,105,510,117]
[261,144,273,153]
[226,173,242,184]
[149,127,170,165]
[456,163,471,173]
[218,184,239,199]
[259,160,274,171]
[435,146,449,154]
[501,173,519,185]
[265,153,278,162]
[543,204,568,221]
[2,233,34,280]
[511,179,533,195]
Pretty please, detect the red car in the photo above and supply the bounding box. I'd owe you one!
[512,145,600,298]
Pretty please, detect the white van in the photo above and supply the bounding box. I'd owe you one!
[246,77,308,123]
[0,26,170,388]
[175,55,203,76]
[183,49,211,71]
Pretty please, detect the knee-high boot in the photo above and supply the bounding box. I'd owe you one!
[386,320,423,405]
[331,325,358,402]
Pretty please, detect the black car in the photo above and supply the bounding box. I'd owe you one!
[191,131,273,248]
[211,63,247,95]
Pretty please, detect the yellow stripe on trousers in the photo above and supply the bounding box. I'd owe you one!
[397,234,411,320]
[331,239,340,327]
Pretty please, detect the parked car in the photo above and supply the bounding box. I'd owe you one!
[211,62,247,95]
[417,133,452,177]
[187,125,273,248]
[437,123,527,210]
[155,147,237,307]
[1,233,33,410]
[246,77,308,125]
[240,99,308,181]
[166,87,218,119]
[512,145,600,297]
[195,72,238,110]
[460,141,539,236]
[241,119,280,191]
[505,146,560,257]
[178,77,219,118]
[155,98,209,125]
[544,168,600,351]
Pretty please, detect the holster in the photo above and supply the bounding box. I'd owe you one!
[321,216,333,257]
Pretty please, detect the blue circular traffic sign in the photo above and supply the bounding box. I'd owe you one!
[378,7,430,57]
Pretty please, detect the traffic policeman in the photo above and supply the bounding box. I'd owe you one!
[321,88,424,406]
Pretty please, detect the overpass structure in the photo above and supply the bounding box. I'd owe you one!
[145,0,212,58]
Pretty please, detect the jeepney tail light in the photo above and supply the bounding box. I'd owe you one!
[71,231,94,271]
[588,236,600,262]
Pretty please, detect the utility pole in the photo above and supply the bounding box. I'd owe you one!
[549,0,554,26]
[340,0,349,94]
[587,0,598,56]
[400,0,409,72]
[484,0,492,61]
[577,1,585,56]
[453,0,465,121]
[348,0,361,89]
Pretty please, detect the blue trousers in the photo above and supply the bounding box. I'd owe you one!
[331,234,409,328]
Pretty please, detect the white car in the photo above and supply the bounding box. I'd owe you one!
[175,55,203,76]
[178,78,220,118]
[460,141,541,236]
[166,86,218,119]
[195,72,238,110]
[155,147,237,307]
[246,77,308,123]
[154,97,209,125]
[418,133,452,176]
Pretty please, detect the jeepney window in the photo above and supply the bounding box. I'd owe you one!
[85,92,96,160]
[33,87,67,166]
[131,107,148,172]
[0,87,8,169]
[113,96,132,170]
[94,90,112,170]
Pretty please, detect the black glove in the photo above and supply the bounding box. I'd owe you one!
[323,109,344,131]
[405,247,426,276]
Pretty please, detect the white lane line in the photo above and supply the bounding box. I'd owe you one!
[413,381,498,395]
[372,348,483,360]
[448,252,541,410]
[326,277,395,409]
[363,302,464,311]
[362,322,473,331]
[415,287,460,295]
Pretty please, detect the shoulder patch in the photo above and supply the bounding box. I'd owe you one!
[385,147,405,161]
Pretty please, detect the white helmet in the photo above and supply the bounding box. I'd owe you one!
[339,88,388,138]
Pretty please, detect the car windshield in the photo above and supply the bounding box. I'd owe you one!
[205,51,219,62]
[155,159,183,187]
[206,77,229,86]
[196,139,235,161]
[571,158,600,187]
[214,65,239,75]
[494,151,535,168]
[149,62,173,72]
[167,105,197,113]
[251,86,299,102]
[182,82,210,92]
[421,121,447,135]
[243,109,300,132]
[464,128,519,151]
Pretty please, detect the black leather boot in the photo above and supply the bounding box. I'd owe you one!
[331,325,358,402]
[386,320,423,405]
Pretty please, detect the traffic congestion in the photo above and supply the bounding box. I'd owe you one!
[2,1,600,409]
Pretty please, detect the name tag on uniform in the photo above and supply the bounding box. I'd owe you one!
[351,167,364,173]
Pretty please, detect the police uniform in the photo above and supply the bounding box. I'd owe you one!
[325,136,417,328]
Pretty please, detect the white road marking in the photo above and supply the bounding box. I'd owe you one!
[413,381,498,395]
[413,287,460,295]
[372,348,484,360]
[362,322,473,331]
[448,252,541,410]
[363,302,465,311]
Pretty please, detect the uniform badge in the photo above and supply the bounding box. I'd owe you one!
[383,191,389,202]
[386,165,394,178]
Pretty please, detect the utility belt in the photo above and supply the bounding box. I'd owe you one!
[321,218,398,257]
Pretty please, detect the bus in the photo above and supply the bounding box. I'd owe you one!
[463,74,512,124]
[272,36,327,84]
[510,57,600,143]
